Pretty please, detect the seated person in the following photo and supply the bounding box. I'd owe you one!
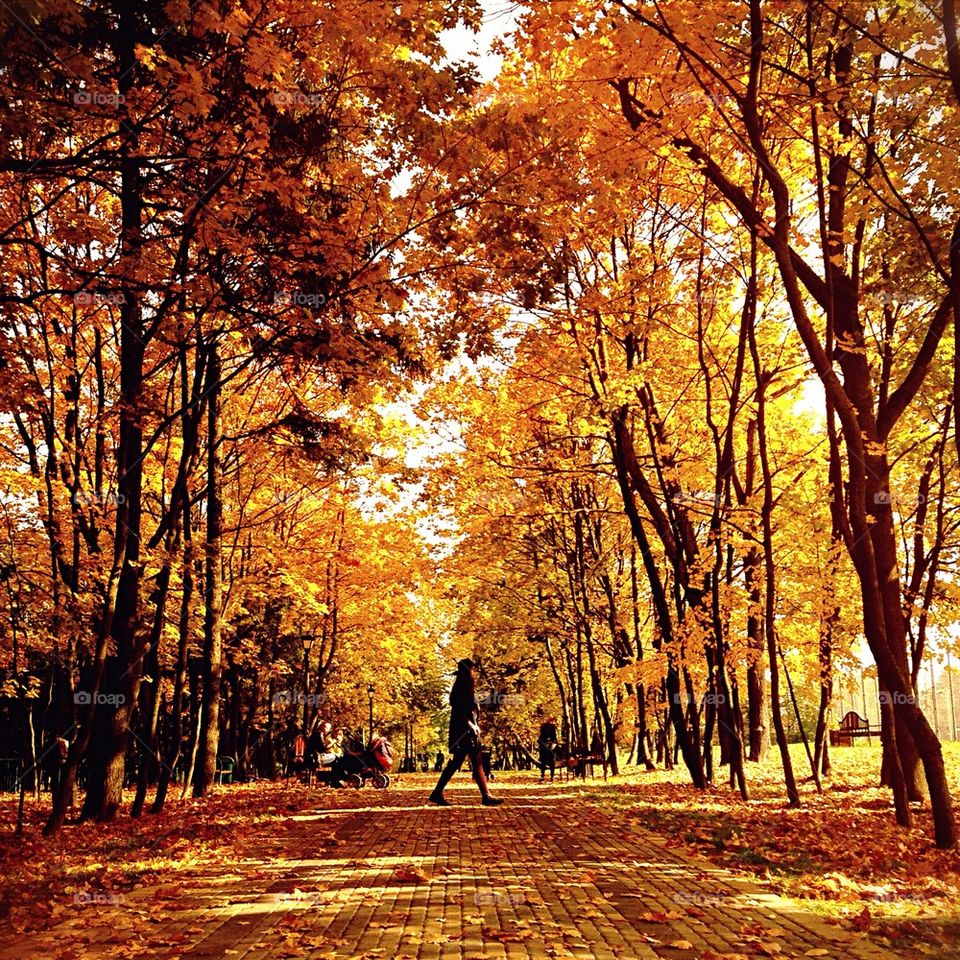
[319,720,346,766]
[309,722,342,767]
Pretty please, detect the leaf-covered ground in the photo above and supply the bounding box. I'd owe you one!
[1,745,957,958]
[0,781,320,935]
[574,743,960,953]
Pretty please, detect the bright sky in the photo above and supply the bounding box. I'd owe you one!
[439,2,520,82]
[369,5,525,531]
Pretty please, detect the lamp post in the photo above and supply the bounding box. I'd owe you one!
[301,636,312,731]
[403,716,412,772]
[367,683,375,743]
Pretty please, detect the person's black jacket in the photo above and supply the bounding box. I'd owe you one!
[538,722,557,749]
[449,681,479,751]
[306,729,326,769]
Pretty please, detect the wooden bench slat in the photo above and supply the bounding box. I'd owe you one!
[830,710,879,745]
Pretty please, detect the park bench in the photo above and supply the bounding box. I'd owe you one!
[562,751,607,780]
[0,758,22,792]
[829,711,879,746]
[215,755,236,784]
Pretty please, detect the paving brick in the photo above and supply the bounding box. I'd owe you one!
[3,777,916,960]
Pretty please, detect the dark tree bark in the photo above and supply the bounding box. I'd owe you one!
[749,322,800,807]
[46,3,145,833]
[195,341,224,797]
[152,505,194,813]
[613,0,955,847]
[629,547,656,770]
[609,411,706,788]
[131,559,171,818]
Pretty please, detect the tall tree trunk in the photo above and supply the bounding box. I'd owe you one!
[942,1,960,463]
[265,645,278,780]
[629,548,656,770]
[781,648,821,792]
[868,460,925,803]
[131,560,172,817]
[749,331,800,808]
[702,671,716,784]
[813,677,833,779]
[813,570,837,779]
[878,690,912,826]
[744,545,767,762]
[78,0,146,824]
[609,414,706,788]
[542,632,571,752]
[570,502,618,774]
[181,659,203,799]
[151,335,206,812]
[195,341,223,797]
[153,507,194,812]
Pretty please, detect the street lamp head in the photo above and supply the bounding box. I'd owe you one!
[301,636,312,653]
[367,683,375,698]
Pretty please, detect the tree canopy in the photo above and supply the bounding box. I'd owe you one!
[1,0,959,851]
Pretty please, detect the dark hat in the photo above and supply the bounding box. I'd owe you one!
[457,657,475,670]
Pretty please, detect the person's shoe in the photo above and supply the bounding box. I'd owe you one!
[482,796,504,806]
[428,793,450,805]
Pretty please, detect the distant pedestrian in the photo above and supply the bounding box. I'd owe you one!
[434,750,444,772]
[538,718,558,781]
[47,735,69,792]
[306,726,326,772]
[429,659,502,806]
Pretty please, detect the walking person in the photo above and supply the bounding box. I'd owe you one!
[429,659,503,806]
[537,717,558,781]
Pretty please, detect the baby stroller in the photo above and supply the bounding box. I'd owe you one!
[317,734,394,789]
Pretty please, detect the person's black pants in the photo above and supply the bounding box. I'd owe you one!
[433,740,489,797]
[538,746,555,779]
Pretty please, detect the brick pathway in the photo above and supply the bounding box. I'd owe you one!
[10,776,911,960]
